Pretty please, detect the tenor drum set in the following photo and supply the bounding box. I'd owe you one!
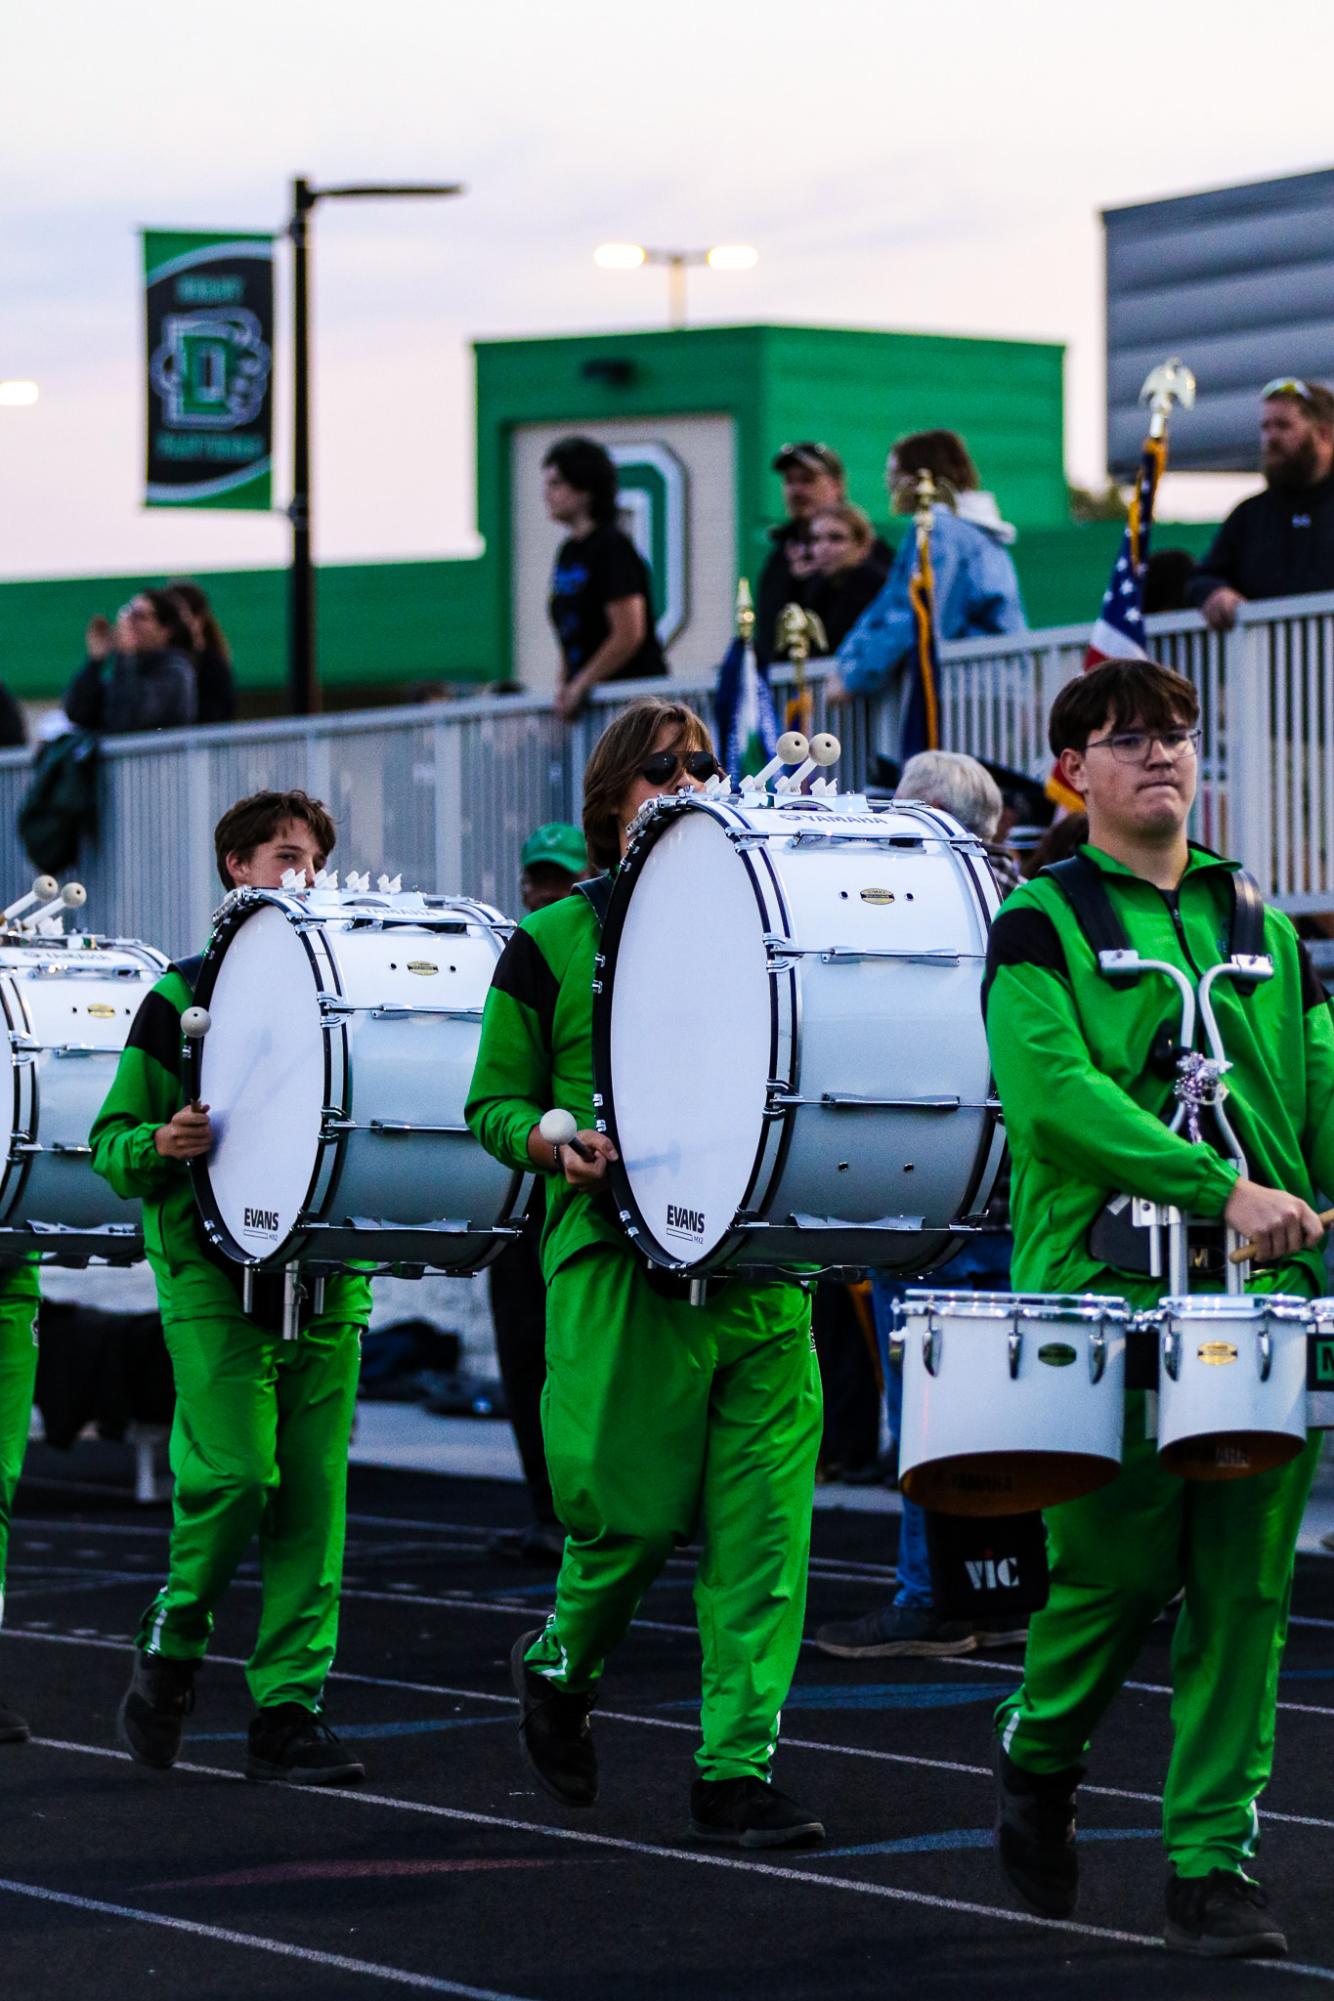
[5,731,1333,1510]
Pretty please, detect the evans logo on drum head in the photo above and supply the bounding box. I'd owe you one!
[859,888,895,904]
[407,961,439,976]
[1198,1341,1239,1365]
[243,1206,280,1236]
[665,1202,706,1243]
[1037,1342,1077,1367]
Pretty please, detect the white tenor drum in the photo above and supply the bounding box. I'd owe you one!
[593,794,1005,1274]
[190,884,531,1274]
[0,933,168,1261]
[898,1290,1130,1516]
[1153,1294,1310,1479]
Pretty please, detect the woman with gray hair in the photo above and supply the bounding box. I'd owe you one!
[895,750,1019,896]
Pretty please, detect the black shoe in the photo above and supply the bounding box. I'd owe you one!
[993,1738,1082,1917]
[117,1653,197,1770]
[1164,1868,1288,1959]
[814,1604,976,1659]
[510,1628,597,1807]
[244,1703,365,1786]
[689,1776,825,1850]
[0,1696,30,1744]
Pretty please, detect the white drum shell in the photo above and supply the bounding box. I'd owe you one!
[600,796,1003,1274]
[196,892,529,1272]
[1155,1294,1310,1477]
[898,1291,1128,1516]
[0,935,166,1261]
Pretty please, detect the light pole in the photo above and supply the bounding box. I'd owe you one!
[593,242,758,331]
[287,177,464,717]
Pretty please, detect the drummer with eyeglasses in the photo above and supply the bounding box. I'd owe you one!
[466,697,826,1850]
[983,658,1331,1960]
[90,790,371,1788]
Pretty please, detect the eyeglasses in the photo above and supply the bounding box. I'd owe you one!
[1262,377,1314,405]
[638,749,721,785]
[1084,726,1201,763]
[117,601,154,623]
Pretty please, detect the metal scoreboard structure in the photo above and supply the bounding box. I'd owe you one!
[1104,166,1334,476]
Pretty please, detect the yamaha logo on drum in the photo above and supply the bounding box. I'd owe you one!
[244,1206,280,1236]
[1198,1341,1239,1365]
[407,961,439,976]
[665,1202,706,1242]
[859,888,895,904]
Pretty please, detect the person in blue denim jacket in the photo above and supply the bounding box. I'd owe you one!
[829,430,1027,699]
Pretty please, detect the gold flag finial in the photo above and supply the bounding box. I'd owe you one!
[735,576,754,643]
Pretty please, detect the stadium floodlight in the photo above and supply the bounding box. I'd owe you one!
[0,380,39,407]
[592,242,760,328]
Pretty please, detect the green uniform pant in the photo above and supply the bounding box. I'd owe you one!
[526,1247,822,1782]
[138,1314,362,1710]
[0,1298,39,1629]
[996,1392,1319,1876]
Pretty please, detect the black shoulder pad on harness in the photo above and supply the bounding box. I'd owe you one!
[1041,852,1267,993]
[575,873,614,926]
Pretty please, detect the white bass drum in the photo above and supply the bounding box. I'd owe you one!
[593,793,1004,1274]
[190,885,531,1274]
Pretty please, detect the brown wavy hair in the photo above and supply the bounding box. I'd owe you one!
[213,789,337,888]
[581,698,714,870]
[1048,659,1198,759]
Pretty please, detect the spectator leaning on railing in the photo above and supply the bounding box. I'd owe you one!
[829,429,1027,701]
[756,443,892,666]
[1186,378,1334,633]
[163,580,238,725]
[64,591,197,736]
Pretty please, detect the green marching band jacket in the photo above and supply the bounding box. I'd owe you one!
[466,882,626,1286]
[983,843,1334,1307]
[89,956,371,1330]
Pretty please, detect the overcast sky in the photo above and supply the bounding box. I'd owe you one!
[3,0,1330,581]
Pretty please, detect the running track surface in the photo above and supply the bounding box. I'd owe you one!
[4,1464,1334,2000]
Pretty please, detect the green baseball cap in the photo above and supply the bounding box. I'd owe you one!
[520,822,589,875]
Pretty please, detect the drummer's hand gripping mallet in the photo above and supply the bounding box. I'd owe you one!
[181,1007,211,1115]
[539,1108,596,1165]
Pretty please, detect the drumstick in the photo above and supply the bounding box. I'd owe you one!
[538,1108,595,1163]
[181,1006,211,1116]
[1229,1206,1334,1264]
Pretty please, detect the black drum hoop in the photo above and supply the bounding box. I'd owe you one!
[189,889,347,1271]
[592,795,795,1274]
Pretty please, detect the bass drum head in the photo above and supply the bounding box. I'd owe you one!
[199,904,325,1258]
[608,810,771,1263]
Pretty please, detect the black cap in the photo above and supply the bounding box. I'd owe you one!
[771,441,845,478]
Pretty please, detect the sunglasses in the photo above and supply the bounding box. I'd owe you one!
[1262,377,1314,405]
[638,749,721,785]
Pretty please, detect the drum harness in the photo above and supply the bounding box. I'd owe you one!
[1043,853,1270,1308]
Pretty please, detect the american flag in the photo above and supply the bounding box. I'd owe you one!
[1047,432,1166,810]
[1084,432,1165,667]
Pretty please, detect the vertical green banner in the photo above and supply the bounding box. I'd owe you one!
[143,229,275,509]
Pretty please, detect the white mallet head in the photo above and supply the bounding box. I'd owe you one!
[33,875,58,901]
[538,1109,578,1147]
[61,882,87,908]
[809,732,841,766]
[181,1007,212,1042]
[776,730,809,765]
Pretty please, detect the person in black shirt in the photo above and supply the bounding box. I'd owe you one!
[1186,378,1334,630]
[807,503,889,651]
[64,590,197,736]
[543,436,666,720]
[756,443,893,665]
[164,580,238,724]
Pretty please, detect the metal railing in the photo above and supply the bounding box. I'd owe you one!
[2,590,1332,955]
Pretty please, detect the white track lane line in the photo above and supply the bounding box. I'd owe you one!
[0,1875,534,2000]
[18,1737,1334,1981]
[6,1624,1334,1834]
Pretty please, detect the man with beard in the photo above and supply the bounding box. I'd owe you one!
[1187,379,1334,630]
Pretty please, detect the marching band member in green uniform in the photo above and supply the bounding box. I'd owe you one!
[91,791,371,1785]
[467,698,826,1848]
[984,660,1333,1958]
[0,1262,41,1740]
